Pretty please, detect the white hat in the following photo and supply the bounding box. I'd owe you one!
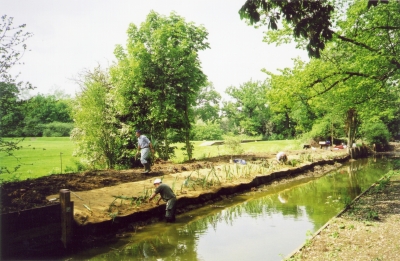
[153,178,162,184]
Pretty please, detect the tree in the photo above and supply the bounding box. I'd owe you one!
[192,120,223,141]
[239,0,335,58]
[222,80,271,136]
[0,15,33,172]
[0,82,25,137]
[264,1,400,148]
[194,82,221,123]
[239,0,388,58]
[22,94,73,136]
[71,67,120,169]
[111,11,209,160]
[0,15,33,83]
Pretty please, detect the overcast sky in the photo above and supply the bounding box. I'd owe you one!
[2,0,307,98]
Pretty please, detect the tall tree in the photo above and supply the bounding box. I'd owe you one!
[0,82,25,137]
[111,11,209,160]
[0,15,33,83]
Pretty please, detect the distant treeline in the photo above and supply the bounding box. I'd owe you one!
[0,82,74,137]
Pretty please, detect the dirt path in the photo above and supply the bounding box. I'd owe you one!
[289,170,400,261]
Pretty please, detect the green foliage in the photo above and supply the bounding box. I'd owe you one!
[192,120,223,141]
[223,80,271,136]
[263,0,400,146]
[223,135,244,158]
[71,67,121,169]
[239,0,335,58]
[361,121,390,146]
[111,11,210,160]
[0,15,34,173]
[194,82,221,123]
[42,122,74,137]
[0,87,74,137]
[0,82,25,137]
[23,94,72,123]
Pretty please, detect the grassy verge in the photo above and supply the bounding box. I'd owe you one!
[0,137,301,182]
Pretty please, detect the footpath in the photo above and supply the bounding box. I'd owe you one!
[288,166,400,261]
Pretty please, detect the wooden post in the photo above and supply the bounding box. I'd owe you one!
[60,189,73,249]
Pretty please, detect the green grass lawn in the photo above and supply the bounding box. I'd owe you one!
[0,137,301,182]
[172,139,302,163]
[0,137,76,182]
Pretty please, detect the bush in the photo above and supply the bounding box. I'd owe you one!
[42,122,74,137]
[192,120,223,141]
[223,135,244,157]
[361,121,390,145]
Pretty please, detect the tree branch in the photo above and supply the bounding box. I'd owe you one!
[330,30,377,52]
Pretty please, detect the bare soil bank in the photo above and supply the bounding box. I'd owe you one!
[1,149,347,215]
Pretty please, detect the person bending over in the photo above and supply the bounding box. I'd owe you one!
[276,151,288,163]
[148,178,177,222]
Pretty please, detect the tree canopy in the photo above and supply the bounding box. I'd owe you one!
[239,0,393,58]
[263,0,400,146]
[111,11,209,160]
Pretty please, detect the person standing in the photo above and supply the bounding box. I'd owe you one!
[135,130,155,174]
[148,178,177,223]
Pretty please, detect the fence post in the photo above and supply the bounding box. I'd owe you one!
[60,189,73,249]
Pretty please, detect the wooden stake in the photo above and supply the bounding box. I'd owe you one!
[60,189,73,249]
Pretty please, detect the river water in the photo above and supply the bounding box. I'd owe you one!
[69,156,395,261]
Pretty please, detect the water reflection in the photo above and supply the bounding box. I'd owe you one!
[72,157,393,261]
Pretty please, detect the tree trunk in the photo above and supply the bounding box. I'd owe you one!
[346,108,358,157]
[184,103,193,160]
[162,121,169,161]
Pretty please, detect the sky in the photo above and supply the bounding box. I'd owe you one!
[2,0,307,98]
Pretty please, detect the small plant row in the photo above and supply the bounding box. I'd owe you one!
[105,153,335,216]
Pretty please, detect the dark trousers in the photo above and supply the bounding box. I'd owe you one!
[165,197,177,222]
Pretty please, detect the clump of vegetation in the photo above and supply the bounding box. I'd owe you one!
[223,135,244,159]
[360,121,390,146]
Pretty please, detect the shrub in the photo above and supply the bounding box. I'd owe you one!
[361,121,390,146]
[42,122,74,137]
[223,135,244,158]
[192,120,223,141]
